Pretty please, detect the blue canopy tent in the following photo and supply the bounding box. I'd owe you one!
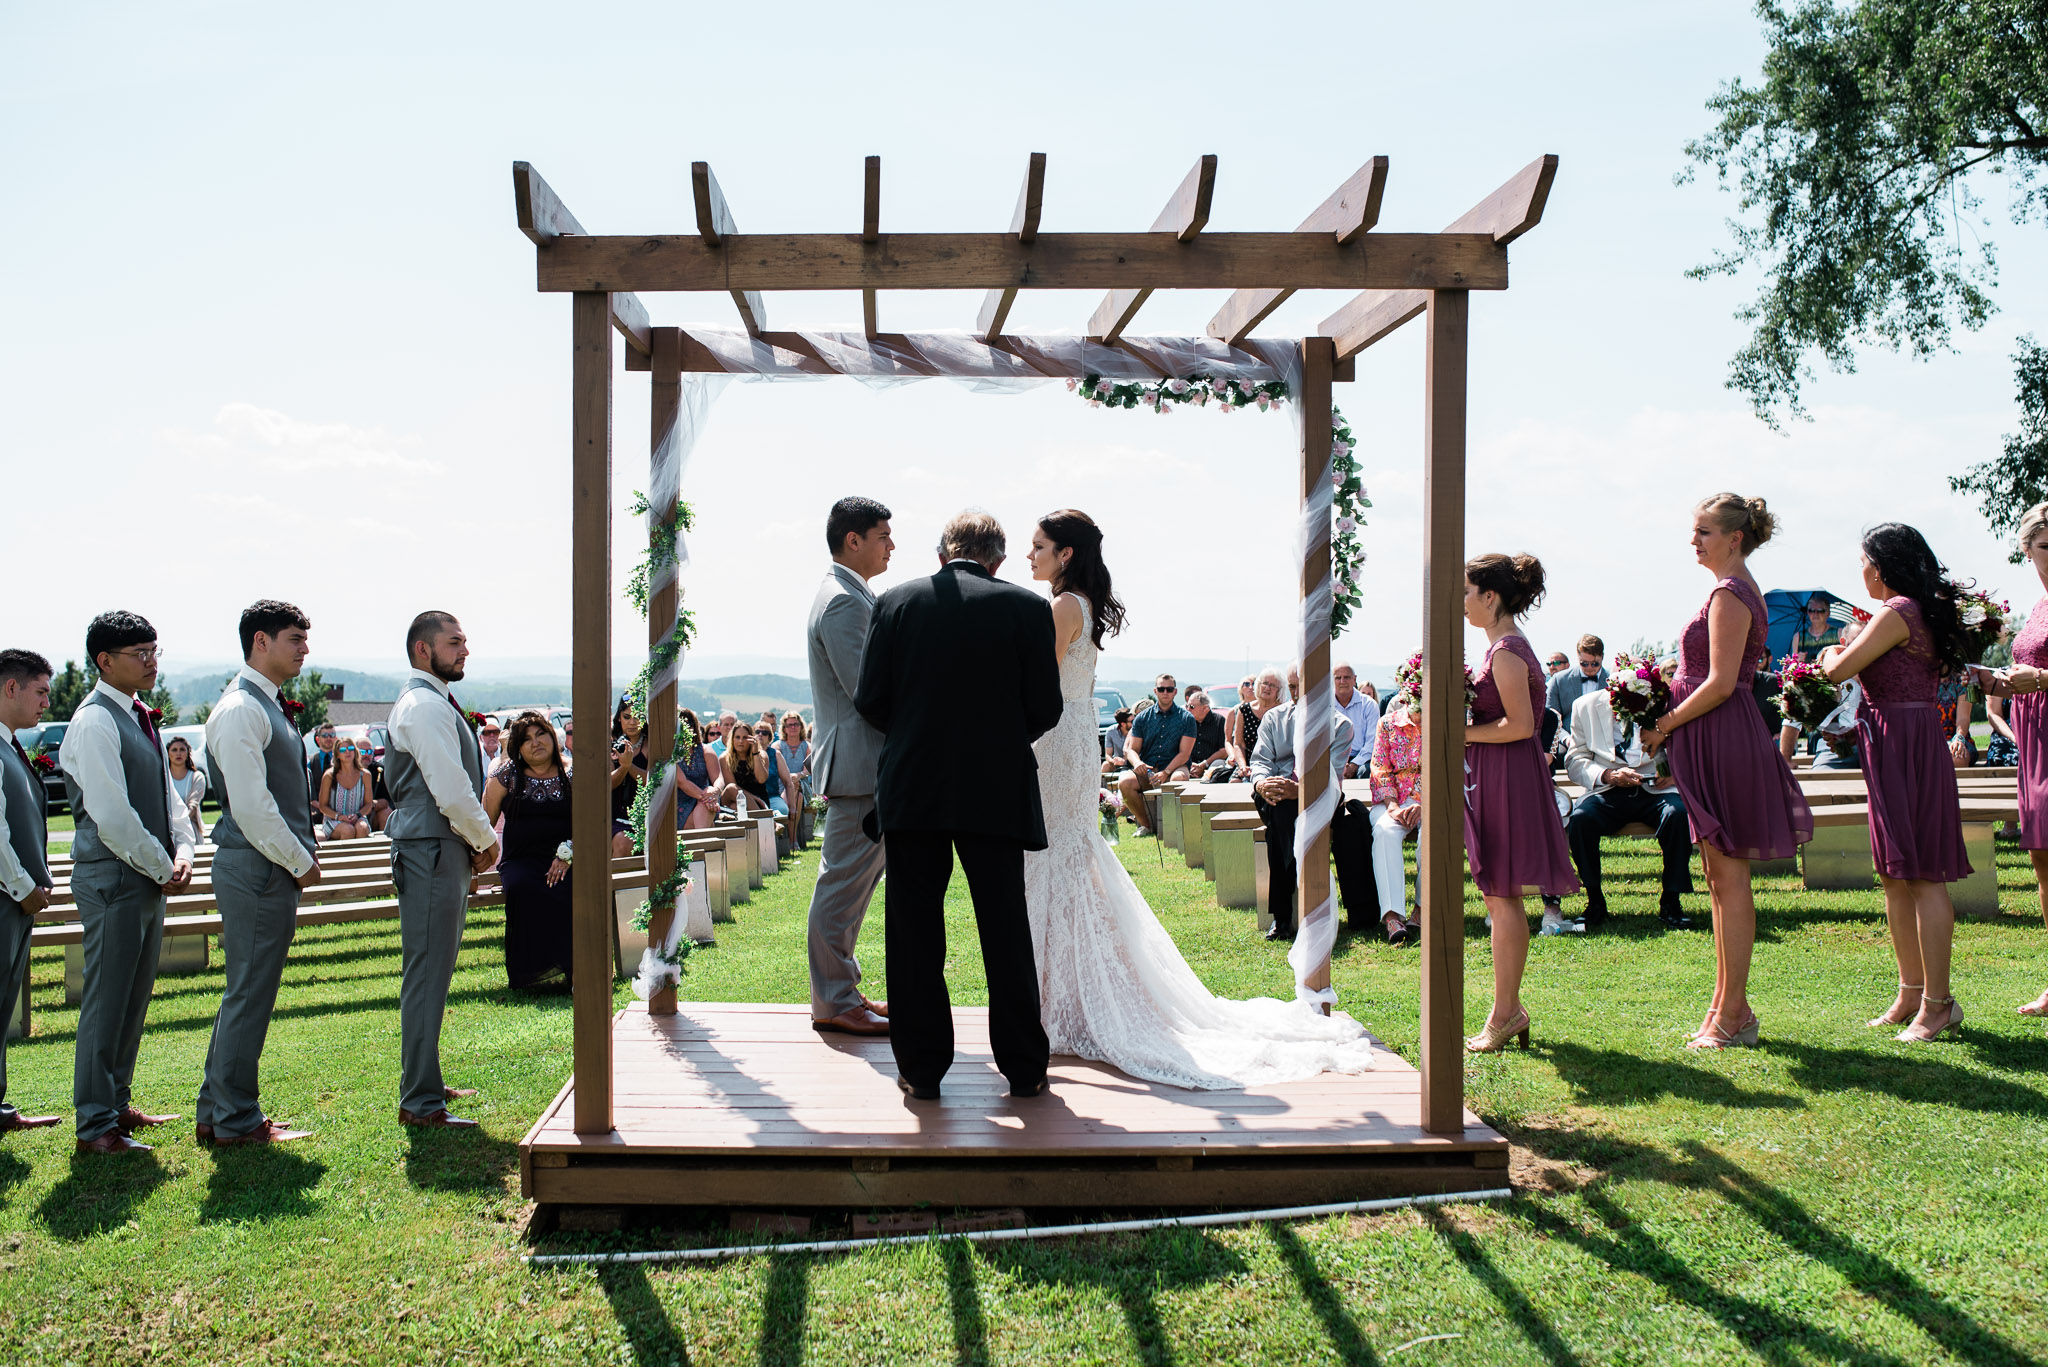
[1764,588,1859,663]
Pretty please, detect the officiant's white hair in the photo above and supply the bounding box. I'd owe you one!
[937,509,1005,568]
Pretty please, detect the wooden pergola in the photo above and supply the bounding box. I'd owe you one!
[514,150,1556,1160]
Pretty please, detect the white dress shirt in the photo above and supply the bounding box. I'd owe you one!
[58,680,196,882]
[388,669,496,851]
[205,666,316,877]
[1334,689,1380,766]
[0,720,43,903]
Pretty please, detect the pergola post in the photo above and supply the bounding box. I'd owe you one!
[1417,289,1469,1135]
[644,326,685,1015]
[571,290,615,1134]
[1298,337,1336,999]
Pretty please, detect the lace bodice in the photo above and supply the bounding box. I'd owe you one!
[1678,577,1768,688]
[2016,598,2048,671]
[1022,593,1374,1089]
[1860,596,1939,708]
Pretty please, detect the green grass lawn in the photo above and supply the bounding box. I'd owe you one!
[3,829,2047,1364]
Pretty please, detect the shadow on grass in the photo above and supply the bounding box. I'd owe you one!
[1760,1038,2048,1115]
[1423,1209,1582,1367]
[0,1150,29,1211]
[27,981,539,1045]
[1266,1223,1380,1366]
[597,1262,693,1367]
[756,1253,808,1367]
[199,1144,325,1224]
[982,1229,1246,1366]
[941,1237,991,1367]
[402,1125,521,1193]
[1502,1128,2041,1367]
[1545,1040,1806,1111]
[37,1151,168,1240]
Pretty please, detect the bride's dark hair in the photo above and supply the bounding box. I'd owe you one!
[1039,508,1126,650]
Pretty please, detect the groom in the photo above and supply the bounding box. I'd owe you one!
[854,510,1061,1099]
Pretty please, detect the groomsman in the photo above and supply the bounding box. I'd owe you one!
[805,496,894,1037]
[60,611,195,1154]
[196,602,321,1146]
[0,650,60,1133]
[385,611,498,1127]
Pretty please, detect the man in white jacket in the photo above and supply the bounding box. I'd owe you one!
[1560,673,1694,932]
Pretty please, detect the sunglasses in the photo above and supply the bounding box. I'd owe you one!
[338,744,358,752]
[1155,686,1175,694]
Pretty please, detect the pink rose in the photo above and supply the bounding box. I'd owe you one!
[1066,377,1078,391]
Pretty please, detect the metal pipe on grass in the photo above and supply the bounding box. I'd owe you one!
[525,1186,1514,1268]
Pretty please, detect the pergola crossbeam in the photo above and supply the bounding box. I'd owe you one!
[1087,154,1216,343]
[976,151,1047,341]
[513,162,653,358]
[1320,154,1557,359]
[1207,157,1388,345]
[691,162,767,336]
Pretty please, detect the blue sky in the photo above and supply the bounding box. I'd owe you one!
[6,2,2043,679]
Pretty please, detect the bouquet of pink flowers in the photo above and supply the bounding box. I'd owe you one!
[1392,650,1475,722]
[1775,656,1842,733]
[1604,652,1672,749]
[1956,587,2009,664]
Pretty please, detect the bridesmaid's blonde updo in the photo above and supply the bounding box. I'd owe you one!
[1696,491,1777,554]
[2015,501,2048,557]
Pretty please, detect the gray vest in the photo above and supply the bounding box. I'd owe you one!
[208,676,317,862]
[63,689,173,866]
[384,676,483,842]
[1,734,50,907]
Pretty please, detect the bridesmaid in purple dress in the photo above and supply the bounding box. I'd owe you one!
[1965,501,2048,1024]
[1642,494,1812,1050]
[1462,553,1580,1053]
[1817,524,1973,1042]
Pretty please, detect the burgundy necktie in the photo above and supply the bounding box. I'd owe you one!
[132,700,157,745]
[9,736,28,771]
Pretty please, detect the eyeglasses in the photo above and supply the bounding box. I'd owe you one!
[114,647,161,665]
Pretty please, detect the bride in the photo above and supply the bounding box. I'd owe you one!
[1021,508,1375,1088]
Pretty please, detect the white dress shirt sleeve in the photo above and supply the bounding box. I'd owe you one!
[59,705,174,883]
[391,692,496,851]
[206,695,314,877]
[0,771,35,902]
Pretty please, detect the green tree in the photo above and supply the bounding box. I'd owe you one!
[280,669,329,735]
[47,661,94,721]
[1950,336,2048,555]
[1682,0,2048,425]
[141,683,179,728]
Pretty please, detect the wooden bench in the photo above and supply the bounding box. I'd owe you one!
[1802,797,2015,915]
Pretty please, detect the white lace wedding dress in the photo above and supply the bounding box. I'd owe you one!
[1023,595,1374,1089]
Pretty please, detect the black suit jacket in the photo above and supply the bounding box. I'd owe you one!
[854,560,1064,849]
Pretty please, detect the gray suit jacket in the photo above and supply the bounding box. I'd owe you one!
[1246,700,1353,786]
[808,563,884,796]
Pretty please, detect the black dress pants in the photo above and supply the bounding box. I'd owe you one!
[883,829,1050,1092]
[1252,794,1379,934]
[1566,785,1694,918]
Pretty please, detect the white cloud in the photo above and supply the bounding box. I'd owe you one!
[157,402,438,478]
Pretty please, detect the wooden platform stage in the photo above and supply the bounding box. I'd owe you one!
[520,1004,1511,1209]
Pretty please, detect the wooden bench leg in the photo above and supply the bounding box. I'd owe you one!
[1802,825,1874,892]
[1211,828,1257,909]
[1254,838,1272,934]
[1953,822,1999,919]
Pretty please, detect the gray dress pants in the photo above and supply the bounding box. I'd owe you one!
[72,859,165,1140]
[196,849,302,1138]
[805,794,888,1017]
[0,899,33,1124]
[392,837,470,1117]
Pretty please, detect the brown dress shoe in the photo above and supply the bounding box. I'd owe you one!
[443,1086,479,1100]
[860,997,890,1019]
[77,1132,152,1155]
[195,1122,215,1145]
[215,1120,313,1147]
[812,1005,889,1036]
[116,1108,180,1133]
[398,1107,478,1128]
[0,1113,61,1132]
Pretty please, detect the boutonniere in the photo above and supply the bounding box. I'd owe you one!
[467,710,488,730]
[279,698,306,722]
[146,706,165,725]
[28,750,56,775]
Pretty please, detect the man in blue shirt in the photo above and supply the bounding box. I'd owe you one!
[1117,674,1196,836]
[1332,661,1380,779]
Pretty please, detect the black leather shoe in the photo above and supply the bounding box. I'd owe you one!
[1658,907,1694,931]
[1265,922,1297,943]
[1580,907,1610,933]
[896,1076,941,1101]
[1009,1079,1046,1099]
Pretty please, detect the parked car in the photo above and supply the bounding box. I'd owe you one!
[1092,687,1127,741]
[17,721,68,812]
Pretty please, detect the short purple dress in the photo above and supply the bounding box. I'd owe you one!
[1857,597,1971,881]
[1464,634,1580,898]
[1667,577,1814,860]
[2009,598,2048,849]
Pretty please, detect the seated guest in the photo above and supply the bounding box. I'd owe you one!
[1544,634,1607,726]
[752,719,790,815]
[1186,689,1229,778]
[1546,651,1570,679]
[1987,689,2019,767]
[1222,667,1283,785]
[1560,675,1693,932]
[709,710,739,757]
[1790,595,1842,660]
[315,738,374,841]
[1940,670,1978,768]
[165,736,207,842]
[775,712,812,817]
[305,722,337,797]
[1101,707,1133,775]
[364,746,391,832]
[1367,704,1422,944]
[609,696,647,856]
[1361,680,1379,704]
[1117,673,1196,834]
[675,708,723,830]
[482,712,573,990]
[561,717,575,759]
[723,721,778,815]
[1332,661,1380,780]
[478,718,504,773]
[1247,665,1375,940]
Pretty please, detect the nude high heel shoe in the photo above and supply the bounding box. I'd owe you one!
[1465,1009,1530,1053]
[1868,983,1924,1028]
[1687,1009,1759,1049]
[1896,996,1963,1043]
